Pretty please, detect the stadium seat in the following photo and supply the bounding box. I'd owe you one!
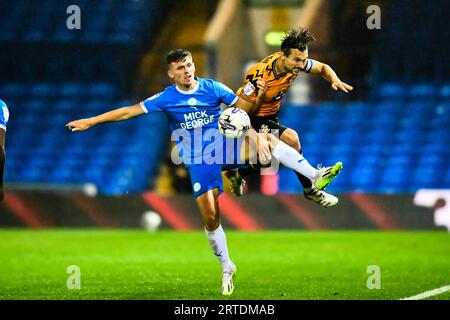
[374,83,406,102]
[407,84,437,102]
[439,84,450,101]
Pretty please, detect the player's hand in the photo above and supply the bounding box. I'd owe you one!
[331,81,353,93]
[65,119,94,132]
[257,135,271,166]
[256,78,268,97]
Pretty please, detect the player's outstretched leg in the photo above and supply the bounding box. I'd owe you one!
[268,138,343,192]
[313,162,343,191]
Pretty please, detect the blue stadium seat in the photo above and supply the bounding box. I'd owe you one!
[439,84,450,102]
[413,169,440,189]
[60,83,87,97]
[89,83,117,98]
[407,84,437,102]
[278,168,301,193]
[350,169,379,192]
[380,166,411,192]
[1,83,28,97]
[375,83,406,102]
[109,32,135,44]
[29,83,50,97]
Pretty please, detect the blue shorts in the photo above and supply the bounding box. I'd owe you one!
[188,163,224,198]
[187,137,247,198]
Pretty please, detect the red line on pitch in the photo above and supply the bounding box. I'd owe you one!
[348,193,400,230]
[70,195,117,228]
[142,192,194,230]
[277,194,328,230]
[219,192,264,230]
[3,193,47,228]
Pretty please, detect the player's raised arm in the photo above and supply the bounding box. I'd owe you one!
[66,103,145,132]
[308,60,353,93]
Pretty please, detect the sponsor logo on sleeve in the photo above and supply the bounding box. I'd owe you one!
[243,82,256,96]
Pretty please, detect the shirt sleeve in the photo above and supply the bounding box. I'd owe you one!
[236,79,257,104]
[302,58,314,73]
[0,102,8,131]
[139,92,164,113]
[213,81,239,106]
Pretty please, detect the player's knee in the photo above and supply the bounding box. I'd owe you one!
[282,129,300,152]
[203,213,220,230]
[266,133,279,147]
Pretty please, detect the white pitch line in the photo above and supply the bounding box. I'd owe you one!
[400,285,450,300]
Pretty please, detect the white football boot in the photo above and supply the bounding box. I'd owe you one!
[221,263,237,296]
[304,188,339,207]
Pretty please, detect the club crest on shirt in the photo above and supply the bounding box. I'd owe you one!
[188,98,198,106]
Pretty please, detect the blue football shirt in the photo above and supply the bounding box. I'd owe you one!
[140,77,238,166]
[0,99,9,131]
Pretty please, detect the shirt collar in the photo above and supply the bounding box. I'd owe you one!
[175,77,200,94]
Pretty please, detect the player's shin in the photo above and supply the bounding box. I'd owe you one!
[295,148,313,191]
[271,140,318,181]
[204,225,234,272]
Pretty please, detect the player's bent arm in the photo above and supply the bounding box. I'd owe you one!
[237,87,265,115]
[66,103,145,132]
[234,79,267,115]
[232,97,254,114]
[308,60,353,93]
[0,128,5,201]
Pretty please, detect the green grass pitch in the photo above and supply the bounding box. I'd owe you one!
[0,229,449,300]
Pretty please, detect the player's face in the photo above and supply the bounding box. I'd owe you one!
[283,48,309,75]
[168,56,196,88]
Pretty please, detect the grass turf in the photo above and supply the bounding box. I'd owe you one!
[0,229,449,300]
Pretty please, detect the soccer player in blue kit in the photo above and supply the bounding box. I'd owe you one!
[66,49,340,295]
[0,99,9,202]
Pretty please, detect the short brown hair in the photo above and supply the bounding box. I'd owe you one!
[166,49,192,64]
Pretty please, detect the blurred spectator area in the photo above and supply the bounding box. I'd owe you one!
[0,0,172,195]
[2,82,169,195]
[0,0,170,86]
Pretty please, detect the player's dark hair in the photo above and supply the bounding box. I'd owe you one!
[280,28,315,56]
[166,49,192,64]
